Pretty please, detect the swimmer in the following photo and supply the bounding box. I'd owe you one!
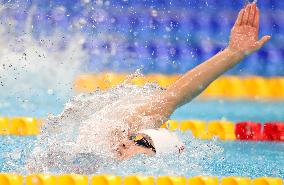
[111,2,270,160]
[27,3,270,173]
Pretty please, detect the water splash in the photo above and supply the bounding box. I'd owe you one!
[27,83,158,173]
[24,82,223,175]
[0,4,88,116]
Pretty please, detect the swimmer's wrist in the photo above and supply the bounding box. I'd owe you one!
[223,47,246,63]
[225,47,246,57]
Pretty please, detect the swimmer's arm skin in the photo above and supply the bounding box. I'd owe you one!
[133,3,270,129]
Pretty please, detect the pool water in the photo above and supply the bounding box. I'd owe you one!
[0,99,283,177]
[0,0,283,179]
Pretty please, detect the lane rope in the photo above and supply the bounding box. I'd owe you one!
[0,174,282,185]
[74,74,284,99]
[0,117,283,142]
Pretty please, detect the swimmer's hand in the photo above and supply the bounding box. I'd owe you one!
[229,3,270,56]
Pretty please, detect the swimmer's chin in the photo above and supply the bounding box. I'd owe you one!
[113,148,138,161]
[115,150,126,161]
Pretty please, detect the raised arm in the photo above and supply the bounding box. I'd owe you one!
[128,3,270,131]
[161,3,270,110]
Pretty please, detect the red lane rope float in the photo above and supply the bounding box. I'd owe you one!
[235,121,284,141]
[263,122,284,141]
[235,121,263,140]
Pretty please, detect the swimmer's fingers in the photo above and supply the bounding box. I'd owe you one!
[255,35,271,50]
[241,4,251,25]
[248,3,256,26]
[234,8,244,26]
[253,7,260,29]
[253,3,270,50]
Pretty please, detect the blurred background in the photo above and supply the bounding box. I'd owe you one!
[0,0,283,118]
[0,0,283,75]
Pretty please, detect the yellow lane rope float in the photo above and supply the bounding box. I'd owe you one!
[0,117,283,142]
[0,174,282,185]
[74,73,284,99]
[0,117,41,136]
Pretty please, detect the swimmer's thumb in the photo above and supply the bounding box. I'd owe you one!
[256,35,271,50]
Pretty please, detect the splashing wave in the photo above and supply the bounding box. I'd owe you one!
[26,83,223,175]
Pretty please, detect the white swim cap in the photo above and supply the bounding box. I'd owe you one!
[138,128,184,155]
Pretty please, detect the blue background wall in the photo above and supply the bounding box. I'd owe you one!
[1,0,283,75]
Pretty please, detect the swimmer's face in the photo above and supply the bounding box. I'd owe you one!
[115,138,155,160]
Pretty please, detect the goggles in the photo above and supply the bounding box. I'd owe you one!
[129,134,156,153]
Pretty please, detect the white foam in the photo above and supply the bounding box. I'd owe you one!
[28,82,165,174]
